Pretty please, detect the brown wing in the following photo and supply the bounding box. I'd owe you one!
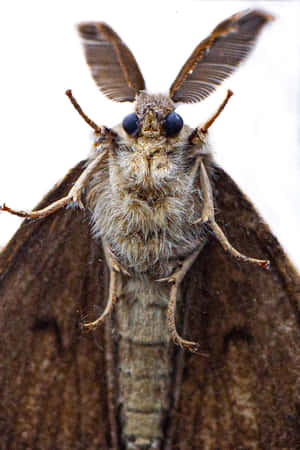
[165,167,300,449]
[170,9,274,103]
[0,161,117,449]
[78,22,145,102]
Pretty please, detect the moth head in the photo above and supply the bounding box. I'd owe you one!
[122,92,184,140]
[77,10,273,135]
[77,23,186,140]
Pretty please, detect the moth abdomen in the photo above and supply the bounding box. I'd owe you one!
[117,280,171,449]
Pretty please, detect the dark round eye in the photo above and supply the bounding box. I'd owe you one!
[164,112,183,137]
[123,113,139,137]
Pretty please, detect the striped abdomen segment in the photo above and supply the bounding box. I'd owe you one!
[116,280,171,449]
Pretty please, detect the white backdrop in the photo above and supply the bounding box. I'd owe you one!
[0,0,299,269]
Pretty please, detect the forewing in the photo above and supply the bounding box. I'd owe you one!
[167,167,300,448]
[170,9,273,103]
[0,161,114,449]
[78,22,145,102]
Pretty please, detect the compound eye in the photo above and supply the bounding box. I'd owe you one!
[123,113,139,137]
[164,112,183,137]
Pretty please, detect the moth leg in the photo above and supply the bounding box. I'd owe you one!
[157,248,205,353]
[83,245,127,329]
[83,268,118,329]
[0,150,108,219]
[105,243,130,276]
[195,161,270,269]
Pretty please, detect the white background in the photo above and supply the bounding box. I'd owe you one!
[0,1,299,269]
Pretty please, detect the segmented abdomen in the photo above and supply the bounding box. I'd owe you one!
[116,279,171,449]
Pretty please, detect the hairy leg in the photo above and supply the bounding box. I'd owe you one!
[157,248,204,353]
[83,244,124,329]
[158,158,269,353]
[1,150,108,218]
[195,161,270,269]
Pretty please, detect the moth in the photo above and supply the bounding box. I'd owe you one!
[1,9,300,450]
